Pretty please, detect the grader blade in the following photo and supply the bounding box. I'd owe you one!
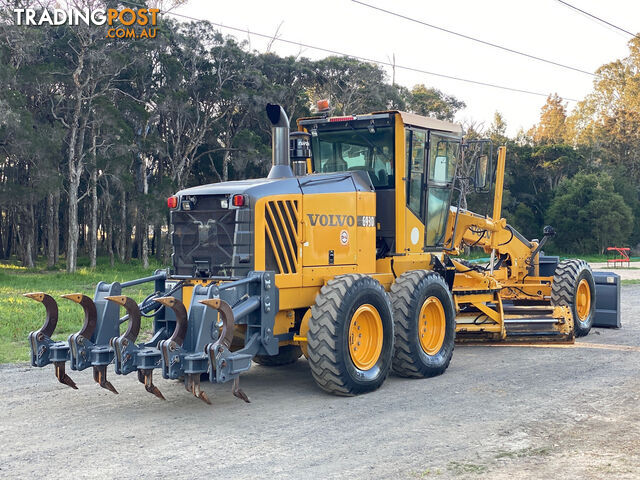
[502,304,574,344]
[456,303,574,344]
[24,292,77,389]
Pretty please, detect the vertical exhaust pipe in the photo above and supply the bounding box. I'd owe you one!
[266,104,294,179]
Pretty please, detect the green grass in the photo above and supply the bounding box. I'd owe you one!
[0,257,166,363]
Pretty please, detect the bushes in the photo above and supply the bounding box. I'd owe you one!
[547,173,633,253]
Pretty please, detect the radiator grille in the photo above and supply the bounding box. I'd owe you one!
[264,200,300,274]
[171,195,252,277]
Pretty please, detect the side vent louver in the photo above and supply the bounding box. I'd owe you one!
[264,200,299,274]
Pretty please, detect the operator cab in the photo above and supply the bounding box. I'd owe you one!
[298,105,462,256]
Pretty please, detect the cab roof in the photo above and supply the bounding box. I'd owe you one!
[297,110,462,135]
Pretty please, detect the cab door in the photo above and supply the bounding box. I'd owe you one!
[404,128,427,252]
[424,132,460,248]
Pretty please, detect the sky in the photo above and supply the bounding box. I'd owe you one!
[172,0,640,136]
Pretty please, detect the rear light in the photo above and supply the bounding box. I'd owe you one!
[329,116,355,122]
[232,194,246,207]
[167,196,178,209]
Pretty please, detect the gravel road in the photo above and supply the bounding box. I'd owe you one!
[1,287,639,479]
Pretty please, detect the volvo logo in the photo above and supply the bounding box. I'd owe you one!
[307,214,355,227]
[306,214,376,227]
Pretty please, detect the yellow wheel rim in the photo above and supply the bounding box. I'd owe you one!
[418,296,446,356]
[576,279,591,322]
[348,304,383,370]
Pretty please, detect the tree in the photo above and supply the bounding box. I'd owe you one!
[0,4,472,269]
[547,173,633,253]
[406,84,465,121]
[529,94,567,144]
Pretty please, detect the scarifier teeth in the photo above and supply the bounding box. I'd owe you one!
[61,293,84,304]
[232,377,250,403]
[93,365,118,394]
[140,369,165,401]
[24,292,45,302]
[186,374,211,405]
[55,362,78,390]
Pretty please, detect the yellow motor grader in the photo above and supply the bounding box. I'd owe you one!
[25,102,596,402]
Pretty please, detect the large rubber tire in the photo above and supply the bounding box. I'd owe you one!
[390,271,456,378]
[551,259,596,337]
[307,274,394,396]
[254,345,302,366]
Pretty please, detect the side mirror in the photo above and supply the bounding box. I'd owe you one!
[474,154,489,191]
[463,139,493,194]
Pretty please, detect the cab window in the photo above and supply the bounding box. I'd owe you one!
[428,136,458,184]
[312,126,394,188]
[406,129,426,216]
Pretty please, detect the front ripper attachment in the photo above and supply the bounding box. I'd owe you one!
[62,293,117,394]
[201,298,250,403]
[156,296,211,405]
[106,295,164,400]
[24,292,77,389]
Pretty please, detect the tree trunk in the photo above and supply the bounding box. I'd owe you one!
[104,187,115,267]
[119,188,127,262]
[89,128,98,268]
[140,217,149,269]
[140,156,149,269]
[46,193,56,267]
[154,224,162,262]
[223,150,231,182]
[5,213,13,259]
[18,205,36,268]
[66,93,83,273]
[126,208,135,262]
[0,208,4,259]
[53,191,60,264]
[67,176,79,272]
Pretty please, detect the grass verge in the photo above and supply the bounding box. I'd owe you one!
[0,257,165,363]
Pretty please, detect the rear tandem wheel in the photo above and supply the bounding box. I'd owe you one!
[551,259,596,337]
[390,271,456,378]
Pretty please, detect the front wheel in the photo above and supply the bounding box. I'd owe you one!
[307,274,394,396]
[390,271,456,378]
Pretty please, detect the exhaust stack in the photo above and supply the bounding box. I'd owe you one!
[266,104,294,179]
